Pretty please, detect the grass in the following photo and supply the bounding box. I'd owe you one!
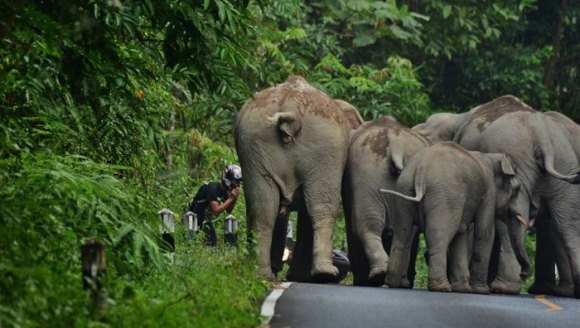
[0,225,269,328]
[103,231,269,328]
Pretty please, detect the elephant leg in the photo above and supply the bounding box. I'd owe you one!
[490,219,522,294]
[287,208,313,282]
[405,228,420,289]
[357,213,389,286]
[386,200,417,288]
[449,230,471,293]
[550,223,574,297]
[424,207,458,293]
[246,176,281,279]
[487,232,500,285]
[345,212,372,286]
[560,236,580,299]
[529,206,557,295]
[470,204,495,295]
[304,186,340,283]
[270,211,289,276]
[548,203,580,299]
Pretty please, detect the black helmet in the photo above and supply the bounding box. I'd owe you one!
[222,164,242,190]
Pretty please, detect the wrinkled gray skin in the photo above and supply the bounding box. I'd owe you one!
[335,99,365,130]
[528,111,580,297]
[234,76,353,282]
[382,142,520,294]
[414,95,580,297]
[343,117,430,286]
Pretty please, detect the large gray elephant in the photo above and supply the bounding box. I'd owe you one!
[381,142,520,294]
[415,95,580,297]
[234,76,353,282]
[343,116,430,286]
[528,111,580,297]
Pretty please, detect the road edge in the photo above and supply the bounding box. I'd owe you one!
[259,282,293,326]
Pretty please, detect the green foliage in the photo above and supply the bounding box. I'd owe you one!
[454,44,553,110]
[417,0,531,59]
[108,240,267,328]
[0,154,163,325]
[310,54,431,126]
[0,0,264,326]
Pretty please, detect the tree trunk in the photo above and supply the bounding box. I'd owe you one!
[543,0,567,89]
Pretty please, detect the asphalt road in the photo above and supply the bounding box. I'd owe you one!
[265,282,579,328]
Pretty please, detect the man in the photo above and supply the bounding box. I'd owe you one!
[188,164,242,246]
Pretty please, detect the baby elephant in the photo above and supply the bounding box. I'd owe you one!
[381,142,520,294]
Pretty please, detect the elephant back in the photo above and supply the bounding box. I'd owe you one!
[237,75,350,131]
[454,95,535,141]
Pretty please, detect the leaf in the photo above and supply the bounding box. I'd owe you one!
[443,5,452,19]
[388,24,411,40]
[352,34,376,48]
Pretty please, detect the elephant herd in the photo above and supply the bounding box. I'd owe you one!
[234,75,580,299]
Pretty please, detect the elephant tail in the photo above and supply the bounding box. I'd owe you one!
[379,188,422,202]
[379,172,425,202]
[534,113,580,184]
[267,112,301,144]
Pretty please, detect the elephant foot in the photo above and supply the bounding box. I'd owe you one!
[528,282,556,295]
[451,281,471,294]
[367,266,387,287]
[311,263,338,284]
[554,284,574,298]
[470,284,490,295]
[385,272,403,288]
[490,278,521,295]
[428,277,452,293]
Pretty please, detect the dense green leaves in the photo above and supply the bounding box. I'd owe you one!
[0,154,164,325]
[1,0,580,325]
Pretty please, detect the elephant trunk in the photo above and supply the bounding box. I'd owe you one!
[508,213,531,279]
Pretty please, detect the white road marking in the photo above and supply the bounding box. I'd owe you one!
[260,282,293,325]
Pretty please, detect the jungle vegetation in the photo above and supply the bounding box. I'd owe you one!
[1,0,578,326]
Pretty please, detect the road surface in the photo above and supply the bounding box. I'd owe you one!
[263,282,579,327]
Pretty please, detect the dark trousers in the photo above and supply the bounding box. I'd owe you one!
[201,219,217,247]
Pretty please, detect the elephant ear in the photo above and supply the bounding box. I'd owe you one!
[268,112,302,144]
[389,145,404,177]
[500,154,516,176]
[499,154,520,191]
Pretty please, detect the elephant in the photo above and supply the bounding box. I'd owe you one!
[528,111,580,297]
[413,95,580,294]
[234,75,354,283]
[342,116,430,286]
[412,96,536,144]
[414,95,580,297]
[412,112,463,143]
[381,142,521,294]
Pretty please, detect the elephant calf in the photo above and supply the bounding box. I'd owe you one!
[343,116,430,286]
[381,142,521,294]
